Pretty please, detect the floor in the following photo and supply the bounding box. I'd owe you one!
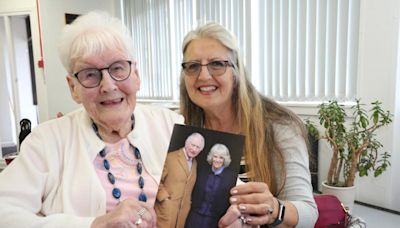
[353,203,400,228]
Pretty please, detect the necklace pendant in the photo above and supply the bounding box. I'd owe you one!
[138,176,144,188]
[99,148,106,157]
[112,188,121,199]
[107,172,115,184]
[137,162,143,174]
[134,147,141,159]
[103,159,110,170]
[138,192,147,202]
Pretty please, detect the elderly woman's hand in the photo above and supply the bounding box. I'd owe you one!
[91,198,156,228]
[218,182,277,227]
[218,204,253,228]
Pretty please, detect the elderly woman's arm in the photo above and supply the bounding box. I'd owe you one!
[0,133,95,227]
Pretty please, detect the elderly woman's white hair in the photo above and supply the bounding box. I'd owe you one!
[206,143,232,168]
[58,11,135,74]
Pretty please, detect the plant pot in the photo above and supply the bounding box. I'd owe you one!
[321,181,356,212]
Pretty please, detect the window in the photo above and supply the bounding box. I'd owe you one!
[122,0,360,103]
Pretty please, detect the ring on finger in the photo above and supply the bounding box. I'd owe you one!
[239,215,248,225]
[134,207,146,226]
[267,205,273,215]
[134,217,142,225]
[137,207,146,217]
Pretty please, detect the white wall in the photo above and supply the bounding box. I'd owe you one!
[0,0,35,11]
[393,25,400,211]
[356,0,400,211]
[39,0,119,119]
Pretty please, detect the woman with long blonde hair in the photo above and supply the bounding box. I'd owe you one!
[180,22,318,227]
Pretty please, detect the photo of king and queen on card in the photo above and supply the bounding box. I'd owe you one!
[155,124,245,228]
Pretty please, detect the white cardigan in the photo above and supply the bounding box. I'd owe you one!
[0,104,184,228]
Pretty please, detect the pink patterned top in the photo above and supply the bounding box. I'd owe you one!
[94,138,158,212]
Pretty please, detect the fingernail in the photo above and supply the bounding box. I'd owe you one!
[231,189,238,194]
[246,218,252,222]
[239,205,246,211]
[230,197,237,203]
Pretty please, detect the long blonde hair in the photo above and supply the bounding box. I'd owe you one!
[180,22,307,195]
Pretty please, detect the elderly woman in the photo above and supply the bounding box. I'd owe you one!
[185,143,236,228]
[0,11,183,227]
[180,22,318,227]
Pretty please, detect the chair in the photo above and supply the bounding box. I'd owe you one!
[19,118,31,146]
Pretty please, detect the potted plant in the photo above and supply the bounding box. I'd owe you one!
[305,99,392,210]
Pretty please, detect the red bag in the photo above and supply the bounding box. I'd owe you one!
[314,194,349,228]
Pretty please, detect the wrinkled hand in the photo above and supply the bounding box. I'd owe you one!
[218,182,276,227]
[218,204,252,228]
[91,198,156,228]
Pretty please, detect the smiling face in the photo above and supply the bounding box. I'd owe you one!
[184,134,204,159]
[212,154,225,170]
[67,49,140,130]
[183,37,235,112]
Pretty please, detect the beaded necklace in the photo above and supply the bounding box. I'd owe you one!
[92,115,147,202]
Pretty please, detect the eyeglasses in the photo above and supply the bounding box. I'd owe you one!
[73,60,132,88]
[181,60,233,77]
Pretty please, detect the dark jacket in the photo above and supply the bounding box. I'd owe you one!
[185,164,237,228]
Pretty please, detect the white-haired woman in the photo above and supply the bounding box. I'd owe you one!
[0,11,183,228]
[185,143,236,228]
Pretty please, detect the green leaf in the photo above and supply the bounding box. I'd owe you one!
[308,98,393,187]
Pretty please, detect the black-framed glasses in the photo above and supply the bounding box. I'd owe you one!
[181,60,233,77]
[73,60,132,88]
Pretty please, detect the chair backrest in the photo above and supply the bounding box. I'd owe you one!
[19,118,31,146]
